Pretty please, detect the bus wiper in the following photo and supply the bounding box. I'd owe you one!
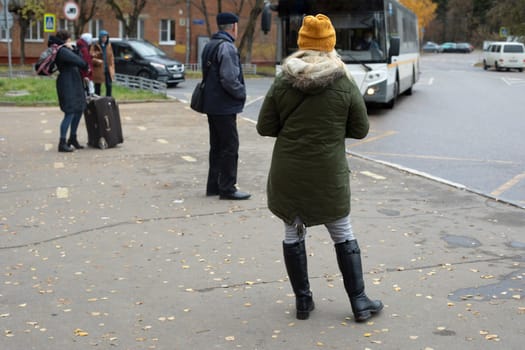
[344,52,373,71]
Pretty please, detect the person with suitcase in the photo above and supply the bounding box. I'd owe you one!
[51,29,88,152]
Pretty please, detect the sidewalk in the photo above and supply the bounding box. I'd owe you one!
[1,101,523,350]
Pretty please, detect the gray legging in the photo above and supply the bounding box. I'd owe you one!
[284,215,355,244]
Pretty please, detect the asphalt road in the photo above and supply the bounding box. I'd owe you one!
[169,53,525,208]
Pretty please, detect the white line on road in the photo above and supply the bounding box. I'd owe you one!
[245,95,265,107]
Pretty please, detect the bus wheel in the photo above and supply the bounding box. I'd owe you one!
[386,80,398,109]
[404,71,415,96]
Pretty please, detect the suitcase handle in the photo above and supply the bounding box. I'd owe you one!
[103,115,111,131]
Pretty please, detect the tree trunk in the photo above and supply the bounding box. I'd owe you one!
[18,18,28,65]
[238,0,264,63]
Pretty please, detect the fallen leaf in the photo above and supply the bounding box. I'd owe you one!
[74,328,89,336]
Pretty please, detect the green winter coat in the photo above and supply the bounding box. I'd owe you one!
[256,50,369,227]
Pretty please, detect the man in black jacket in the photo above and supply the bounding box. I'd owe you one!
[201,12,250,200]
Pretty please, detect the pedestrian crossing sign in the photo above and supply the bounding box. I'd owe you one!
[44,14,56,33]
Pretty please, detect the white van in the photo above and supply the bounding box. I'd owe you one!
[483,41,525,72]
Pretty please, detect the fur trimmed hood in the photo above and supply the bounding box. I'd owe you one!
[281,50,350,92]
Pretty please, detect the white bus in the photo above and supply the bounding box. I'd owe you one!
[262,0,420,108]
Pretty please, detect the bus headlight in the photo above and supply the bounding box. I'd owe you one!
[366,87,377,96]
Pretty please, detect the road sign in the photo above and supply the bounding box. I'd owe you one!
[44,13,56,32]
[63,1,79,21]
[499,27,508,37]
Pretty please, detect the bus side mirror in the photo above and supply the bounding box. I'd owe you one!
[261,1,276,34]
[389,36,400,58]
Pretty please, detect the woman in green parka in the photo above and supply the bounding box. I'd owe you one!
[256,14,383,322]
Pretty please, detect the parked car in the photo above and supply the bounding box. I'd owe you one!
[422,41,443,53]
[483,41,525,72]
[456,43,473,53]
[110,39,185,86]
[440,42,457,53]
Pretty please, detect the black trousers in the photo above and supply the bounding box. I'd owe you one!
[95,70,112,97]
[206,114,239,195]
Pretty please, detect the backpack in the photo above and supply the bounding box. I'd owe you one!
[35,44,64,76]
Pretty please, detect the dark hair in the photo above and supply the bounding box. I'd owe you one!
[56,29,71,41]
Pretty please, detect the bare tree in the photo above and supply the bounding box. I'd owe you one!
[105,0,147,38]
[237,0,264,63]
[446,0,474,42]
[192,0,213,37]
[8,0,44,64]
[74,0,99,38]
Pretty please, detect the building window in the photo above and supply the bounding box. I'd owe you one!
[1,27,11,41]
[89,19,104,38]
[25,20,44,41]
[137,18,145,39]
[58,19,74,31]
[160,19,175,44]
[118,18,144,39]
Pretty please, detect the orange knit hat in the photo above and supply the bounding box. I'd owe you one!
[297,14,336,52]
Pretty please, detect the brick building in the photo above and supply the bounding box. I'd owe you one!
[0,1,276,65]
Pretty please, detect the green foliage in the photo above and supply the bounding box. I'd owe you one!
[14,0,45,20]
[0,77,168,106]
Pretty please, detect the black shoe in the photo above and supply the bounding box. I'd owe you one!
[67,135,84,149]
[219,191,251,200]
[58,138,74,152]
[335,240,383,322]
[206,190,219,196]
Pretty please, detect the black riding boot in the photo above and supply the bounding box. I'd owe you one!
[283,240,315,320]
[335,240,383,322]
[58,138,74,152]
[67,134,84,149]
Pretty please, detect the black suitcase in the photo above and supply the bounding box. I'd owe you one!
[84,96,123,149]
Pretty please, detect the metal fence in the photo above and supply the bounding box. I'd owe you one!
[114,73,167,95]
[184,63,257,75]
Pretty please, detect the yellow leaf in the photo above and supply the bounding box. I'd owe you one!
[74,328,89,336]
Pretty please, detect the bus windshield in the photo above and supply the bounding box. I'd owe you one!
[283,12,387,63]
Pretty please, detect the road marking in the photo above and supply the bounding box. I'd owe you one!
[501,77,525,86]
[491,172,525,197]
[358,151,516,165]
[245,95,265,107]
[347,130,397,148]
[360,171,386,180]
[428,77,434,85]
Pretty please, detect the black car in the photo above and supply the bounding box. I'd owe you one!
[110,39,185,86]
[456,43,473,53]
